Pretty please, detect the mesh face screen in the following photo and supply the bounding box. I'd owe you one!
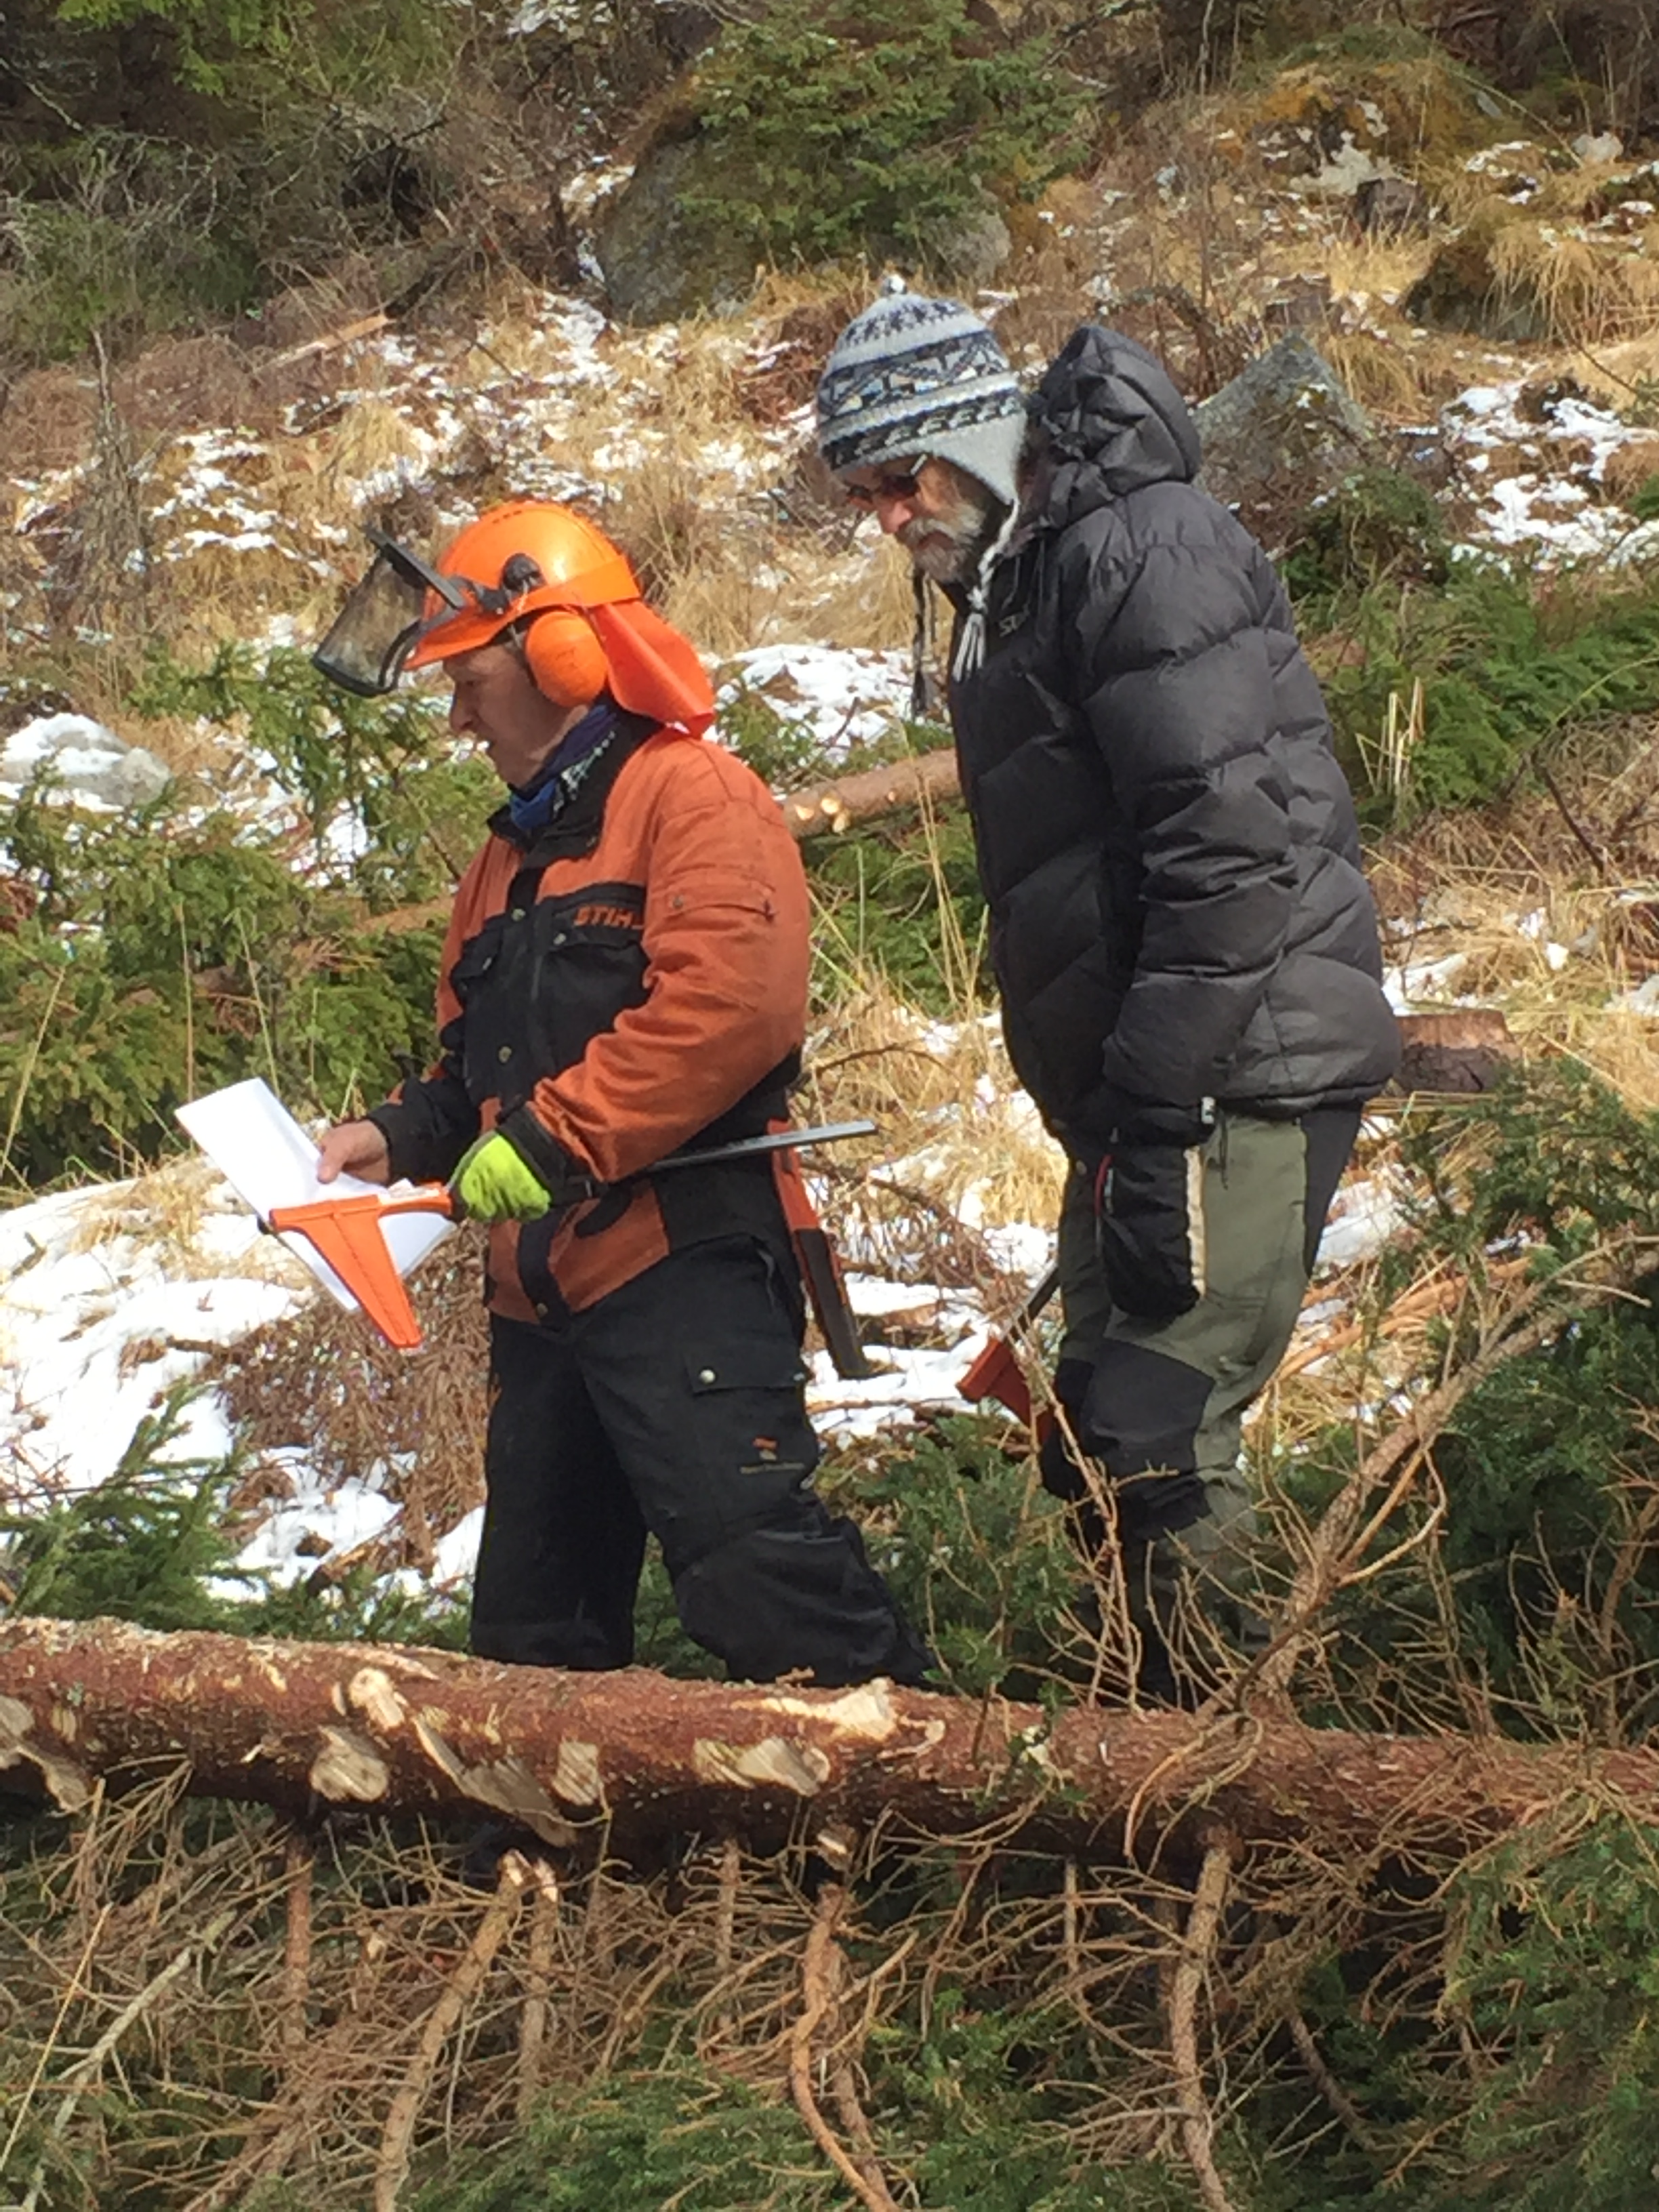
[310,548,430,697]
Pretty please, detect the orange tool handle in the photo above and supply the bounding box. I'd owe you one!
[265,1185,457,1349]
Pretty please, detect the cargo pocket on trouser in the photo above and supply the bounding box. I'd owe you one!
[667,1347,932,1688]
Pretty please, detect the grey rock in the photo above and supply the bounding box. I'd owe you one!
[1402,223,1551,343]
[592,137,760,325]
[1353,176,1429,237]
[921,197,1011,288]
[1193,334,1375,522]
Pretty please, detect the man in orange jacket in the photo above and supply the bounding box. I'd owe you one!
[312,500,929,1687]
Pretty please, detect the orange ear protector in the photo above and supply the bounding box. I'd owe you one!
[522,608,609,706]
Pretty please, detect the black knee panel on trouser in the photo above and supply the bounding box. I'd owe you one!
[1038,1347,1212,1545]
[1081,1338,1211,1541]
[1037,1356,1094,1504]
[673,1505,933,1687]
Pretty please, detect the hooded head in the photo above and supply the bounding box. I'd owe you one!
[815,290,1027,509]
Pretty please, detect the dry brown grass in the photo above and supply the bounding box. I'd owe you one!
[0,363,98,480]
[1314,224,1436,313]
[1319,329,1441,416]
[1369,725,1659,1109]
[800,531,918,654]
[70,1155,225,1271]
[1601,438,1659,501]
[799,963,1067,1277]
[1570,331,1659,409]
[207,1229,489,1573]
[1487,215,1659,349]
[112,334,275,443]
[119,706,258,780]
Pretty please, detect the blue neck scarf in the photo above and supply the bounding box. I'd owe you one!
[506,701,621,840]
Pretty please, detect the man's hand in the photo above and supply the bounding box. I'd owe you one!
[316,1120,391,1186]
[452,1132,553,1223]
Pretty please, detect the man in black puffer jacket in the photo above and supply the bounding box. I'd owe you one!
[817,291,1400,1699]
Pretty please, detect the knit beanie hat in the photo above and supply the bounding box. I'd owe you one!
[815,290,1027,508]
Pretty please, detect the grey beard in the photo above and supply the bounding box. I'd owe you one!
[899,486,999,586]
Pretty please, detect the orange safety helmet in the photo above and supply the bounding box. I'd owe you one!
[312,498,714,736]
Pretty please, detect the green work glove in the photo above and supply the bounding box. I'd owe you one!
[452,1132,552,1223]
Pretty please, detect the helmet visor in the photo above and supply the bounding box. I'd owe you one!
[311,533,496,697]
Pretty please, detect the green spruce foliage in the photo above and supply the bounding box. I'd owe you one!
[0,647,489,1185]
[1284,474,1659,820]
[0,1383,250,1629]
[683,0,1090,271]
[1268,1064,1659,1742]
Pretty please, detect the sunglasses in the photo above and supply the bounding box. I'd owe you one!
[844,466,924,510]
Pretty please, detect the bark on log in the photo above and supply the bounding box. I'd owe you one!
[777,747,960,840]
[3,1619,1658,1862]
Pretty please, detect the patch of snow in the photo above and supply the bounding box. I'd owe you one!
[0,1174,304,1504]
[1383,951,1469,1010]
[433,1505,485,1586]
[808,1340,983,1443]
[1317,1175,1408,1271]
[0,712,171,811]
[234,1457,399,1582]
[1443,376,1659,558]
[717,644,914,762]
[983,1221,1054,1281]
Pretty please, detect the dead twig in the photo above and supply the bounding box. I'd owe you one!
[1168,1841,1237,2212]
[14,1908,236,2212]
[789,1883,903,2212]
[267,311,391,372]
[1286,2007,1375,2150]
[373,1860,525,2212]
[710,1832,741,2042]
[281,1825,313,2062]
[516,1861,560,2123]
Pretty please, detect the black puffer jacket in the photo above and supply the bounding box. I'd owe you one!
[946,325,1399,1158]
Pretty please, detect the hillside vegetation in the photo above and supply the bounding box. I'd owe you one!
[4,3,1659,2208]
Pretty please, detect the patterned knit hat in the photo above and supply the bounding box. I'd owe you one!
[815,290,1027,508]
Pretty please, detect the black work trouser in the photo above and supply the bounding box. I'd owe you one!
[470,1234,930,1687]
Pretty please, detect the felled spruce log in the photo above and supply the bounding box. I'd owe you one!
[354,750,966,951]
[777,746,960,839]
[3,1618,1656,1861]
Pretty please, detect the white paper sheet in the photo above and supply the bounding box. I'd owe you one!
[176,1078,453,1312]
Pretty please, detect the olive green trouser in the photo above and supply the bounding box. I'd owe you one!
[1052,1107,1359,1694]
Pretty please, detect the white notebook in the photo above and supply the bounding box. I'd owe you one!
[177,1077,453,1313]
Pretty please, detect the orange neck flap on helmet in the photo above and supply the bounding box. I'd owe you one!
[585,600,714,739]
[402,501,715,738]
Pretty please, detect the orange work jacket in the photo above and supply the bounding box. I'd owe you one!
[369,718,811,1319]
